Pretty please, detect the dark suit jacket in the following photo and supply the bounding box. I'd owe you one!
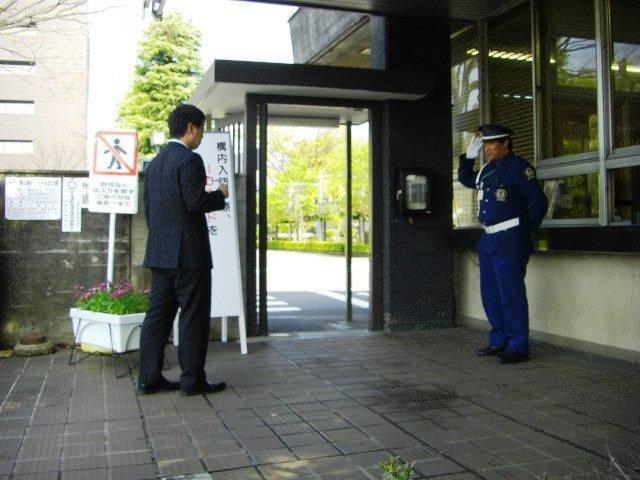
[143,141,226,270]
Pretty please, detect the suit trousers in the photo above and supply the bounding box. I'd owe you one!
[138,268,211,390]
[479,253,530,355]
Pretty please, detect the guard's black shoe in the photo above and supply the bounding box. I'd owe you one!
[476,346,505,357]
[497,351,529,364]
[137,377,180,395]
[180,381,227,397]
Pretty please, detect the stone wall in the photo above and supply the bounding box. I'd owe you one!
[0,172,129,348]
[0,171,247,348]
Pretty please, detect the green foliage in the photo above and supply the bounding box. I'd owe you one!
[266,127,370,242]
[118,13,203,155]
[378,456,415,480]
[267,240,369,256]
[75,281,149,315]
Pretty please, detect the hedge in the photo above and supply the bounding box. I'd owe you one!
[267,240,370,256]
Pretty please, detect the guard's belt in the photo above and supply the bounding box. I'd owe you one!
[484,217,520,234]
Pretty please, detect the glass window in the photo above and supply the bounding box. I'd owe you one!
[0,61,35,75]
[0,101,35,114]
[542,172,599,219]
[0,141,34,155]
[451,24,480,227]
[540,0,598,158]
[488,3,535,163]
[611,0,640,149]
[611,166,640,223]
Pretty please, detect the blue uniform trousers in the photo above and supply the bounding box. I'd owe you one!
[479,253,530,355]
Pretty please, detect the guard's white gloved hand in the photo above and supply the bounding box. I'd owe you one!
[465,136,483,159]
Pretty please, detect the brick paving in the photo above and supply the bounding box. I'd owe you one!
[0,327,638,479]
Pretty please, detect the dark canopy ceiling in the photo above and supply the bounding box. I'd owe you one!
[240,0,515,20]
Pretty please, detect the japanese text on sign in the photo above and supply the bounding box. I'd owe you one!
[5,176,61,220]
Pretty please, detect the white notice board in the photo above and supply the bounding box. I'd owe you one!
[62,177,87,232]
[194,132,245,319]
[5,176,61,220]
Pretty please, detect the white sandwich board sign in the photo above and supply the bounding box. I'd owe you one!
[171,132,247,354]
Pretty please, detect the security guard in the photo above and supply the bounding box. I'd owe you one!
[458,124,547,364]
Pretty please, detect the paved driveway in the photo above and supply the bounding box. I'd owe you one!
[265,250,370,333]
[0,328,638,479]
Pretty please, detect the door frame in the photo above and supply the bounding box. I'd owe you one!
[244,93,384,336]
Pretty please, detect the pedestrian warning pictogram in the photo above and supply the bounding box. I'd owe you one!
[89,129,139,215]
[92,130,138,175]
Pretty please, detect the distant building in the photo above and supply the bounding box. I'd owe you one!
[0,8,89,171]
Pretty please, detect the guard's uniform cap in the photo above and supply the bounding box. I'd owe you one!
[479,123,513,141]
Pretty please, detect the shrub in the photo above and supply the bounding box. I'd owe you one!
[267,240,370,256]
[74,281,149,315]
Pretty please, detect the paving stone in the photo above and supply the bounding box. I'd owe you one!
[249,448,298,465]
[13,458,61,475]
[107,438,148,453]
[211,467,263,480]
[154,444,199,461]
[13,472,59,480]
[322,427,368,442]
[291,443,341,460]
[158,458,206,477]
[0,462,12,476]
[241,436,285,452]
[413,458,467,477]
[202,452,253,471]
[334,438,382,455]
[62,467,110,480]
[281,432,327,448]
[197,441,244,457]
[109,464,158,480]
[519,459,580,478]
[306,455,355,475]
[106,450,153,468]
[259,460,318,479]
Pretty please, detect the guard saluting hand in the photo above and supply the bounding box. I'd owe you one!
[458,124,548,365]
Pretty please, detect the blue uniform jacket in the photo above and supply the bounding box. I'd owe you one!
[458,152,548,257]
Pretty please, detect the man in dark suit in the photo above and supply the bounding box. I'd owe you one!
[137,104,229,395]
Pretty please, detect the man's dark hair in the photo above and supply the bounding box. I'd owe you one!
[500,137,513,151]
[168,104,205,138]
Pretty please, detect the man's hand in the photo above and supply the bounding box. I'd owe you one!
[466,136,483,159]
[218,182,229,198]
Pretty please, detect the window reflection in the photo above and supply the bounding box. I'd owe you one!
[611,0,640,149]
[611,166,640,223]
[542,173,599,220]
[488,4,534,163]
[451,25,480,227]
[540,0,598,158]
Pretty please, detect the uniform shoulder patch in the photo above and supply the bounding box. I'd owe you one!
[524,166,536,180]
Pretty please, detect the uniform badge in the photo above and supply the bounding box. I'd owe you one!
[495,188,507,202]
[524,167,536,180]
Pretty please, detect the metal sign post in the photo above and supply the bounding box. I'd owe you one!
[89,130,139,288]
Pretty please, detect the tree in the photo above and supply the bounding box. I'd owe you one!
[0,0,87,34]
[118,12,202,155]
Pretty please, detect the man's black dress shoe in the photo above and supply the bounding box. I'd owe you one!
[476,346,505,357]
[137,377,180,395]
[180,381,227,397]
[497,351,529,364]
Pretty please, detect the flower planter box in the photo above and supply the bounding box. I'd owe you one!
[69,308,145,354]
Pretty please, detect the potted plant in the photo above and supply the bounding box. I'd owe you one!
[70,281,150,354]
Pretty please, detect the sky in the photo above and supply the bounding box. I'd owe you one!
[163,0,297,67]
[87,0,297,140]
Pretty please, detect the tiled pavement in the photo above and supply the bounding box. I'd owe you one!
[0,327,639,480]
